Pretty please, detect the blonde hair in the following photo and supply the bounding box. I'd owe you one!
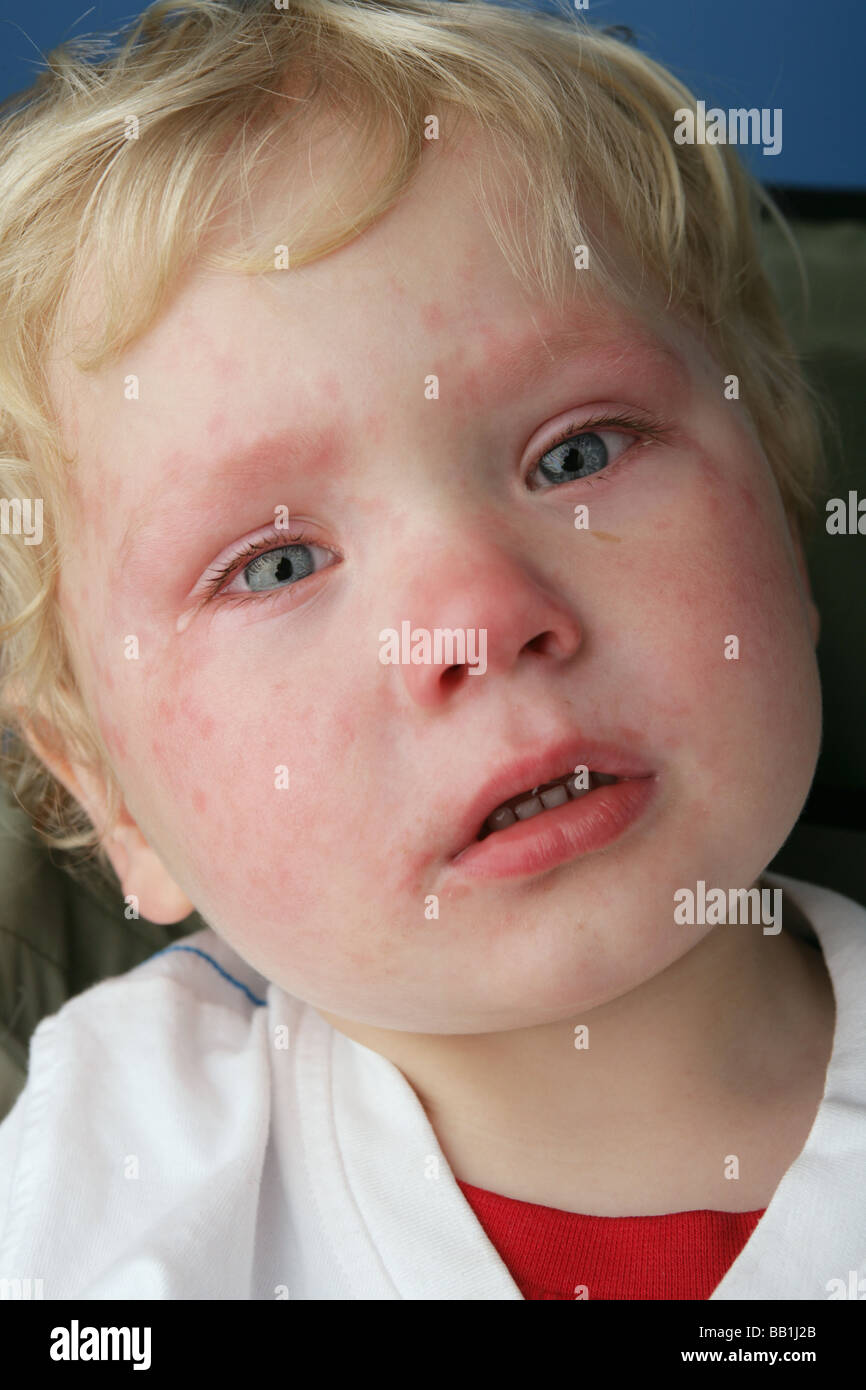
[0,0,829,866]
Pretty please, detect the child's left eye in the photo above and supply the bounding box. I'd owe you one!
[529,428,632,488]
[526,412,667,490]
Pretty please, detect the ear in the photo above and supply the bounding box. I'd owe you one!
[789,522,820,648]
[22,721,196,926]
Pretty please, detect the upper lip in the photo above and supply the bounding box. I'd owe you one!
[449,734,657,858]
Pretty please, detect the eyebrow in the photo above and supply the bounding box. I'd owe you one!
[489,322,692,398]
[113,324,690,593]
[112,425,332,594]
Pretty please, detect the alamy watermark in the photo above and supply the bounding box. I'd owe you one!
[379,622,487,675]
[0,497,42,545]
[0,1275,43,1298]
[50,1320,151,1370]
[674,102,782,156]
[674,881,782,934]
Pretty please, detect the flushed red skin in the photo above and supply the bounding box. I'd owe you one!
[47,123,821,1038]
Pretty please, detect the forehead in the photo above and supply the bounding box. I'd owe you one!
[45,120,703,507]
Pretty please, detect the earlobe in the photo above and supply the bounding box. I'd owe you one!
[18,718,196,925]
[101,820,197,925]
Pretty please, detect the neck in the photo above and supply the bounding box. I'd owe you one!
[315,894,835,1215]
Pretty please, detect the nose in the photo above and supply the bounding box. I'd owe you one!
[390,531,583,709]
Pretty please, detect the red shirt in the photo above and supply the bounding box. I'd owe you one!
[457,1180,765,1299]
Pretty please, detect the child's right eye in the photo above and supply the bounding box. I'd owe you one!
[203,529,339,602]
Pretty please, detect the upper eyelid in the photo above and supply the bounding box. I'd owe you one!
[525,410,669,473]
[203,529,338,600]
[529,409,667,453]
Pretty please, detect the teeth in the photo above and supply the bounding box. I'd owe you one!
[540,783,569,810]
[479,770,621,839]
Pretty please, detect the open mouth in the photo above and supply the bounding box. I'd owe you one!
[477,769,624,841]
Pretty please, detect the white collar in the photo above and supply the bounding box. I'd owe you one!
[290,872,866,1299]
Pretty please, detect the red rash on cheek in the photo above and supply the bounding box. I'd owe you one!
[149,733,172,770]
[157,697,177,726]
[100,715,127,761]
[174,694,216,740]
[456,364,484,411]
[364,409,387,445]
[420,301,445,333]
[211,354,237,385]
[75,476,112,548]
[738,481,760,517]
[319,371,343,403]
[82,630,120,706]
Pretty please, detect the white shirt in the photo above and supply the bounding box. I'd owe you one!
[0,870,864,1300]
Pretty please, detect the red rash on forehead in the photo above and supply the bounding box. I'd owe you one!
[189,415,355,493]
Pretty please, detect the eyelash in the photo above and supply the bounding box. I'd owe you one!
[527,409,669,490]
[202,529,328,602]
[203,410,670,602]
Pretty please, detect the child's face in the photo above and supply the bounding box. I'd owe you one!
[48,128,820,1030]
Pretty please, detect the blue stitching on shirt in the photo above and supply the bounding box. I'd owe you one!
[148,944,267,1007]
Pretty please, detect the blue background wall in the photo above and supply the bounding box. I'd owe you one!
[0,0,863,188]
[563,0,863,188]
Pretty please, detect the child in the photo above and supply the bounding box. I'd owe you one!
[0,0,862,1301]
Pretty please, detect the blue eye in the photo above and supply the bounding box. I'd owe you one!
[242,543,315,592]
[204,530,337,600]
[530,427,635,489]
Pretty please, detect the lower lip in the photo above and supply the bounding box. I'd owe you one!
[447,776,658,880]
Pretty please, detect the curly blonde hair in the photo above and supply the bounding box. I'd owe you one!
[0,0,828,868]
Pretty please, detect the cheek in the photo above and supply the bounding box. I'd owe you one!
[672,463,807,663]
[626,453,820,802]
[105,638,374,932]
[610,439,805,656]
